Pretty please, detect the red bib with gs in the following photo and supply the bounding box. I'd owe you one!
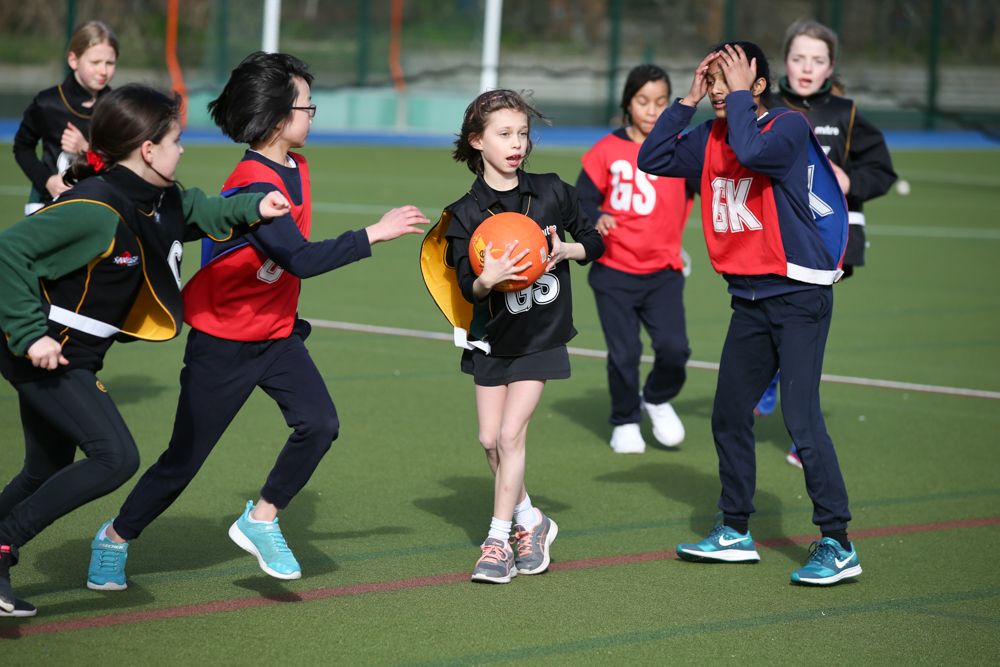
[700,117,788,277]
[182,153,311,341]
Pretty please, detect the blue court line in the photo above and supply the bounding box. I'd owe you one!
[1,121,997,150]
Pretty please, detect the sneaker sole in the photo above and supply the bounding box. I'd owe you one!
[792,564,862,585]
[228,521,302,580]
[471,566,517,584]
[611,443,646,454]
[786,453,803,469]
[517,520,559,575]
[677,547,761,563]
[0,598,36,617]
[87,579,127,591]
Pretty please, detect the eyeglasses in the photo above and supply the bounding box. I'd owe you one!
[291,105,317,118]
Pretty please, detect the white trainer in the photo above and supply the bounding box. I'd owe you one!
[641,399,685,446]
[610,423,646,454]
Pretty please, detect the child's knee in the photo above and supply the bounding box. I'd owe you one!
[496,426,526,456]
[478,430,498,453]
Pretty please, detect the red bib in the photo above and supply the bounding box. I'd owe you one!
[700,118,787,277]
[581,133,691,274]
[182,153,311,341]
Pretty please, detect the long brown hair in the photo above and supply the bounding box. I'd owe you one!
[68,20,119,58]
[783,20,838,63]
[65,84,181,184]
[453,89,548,174]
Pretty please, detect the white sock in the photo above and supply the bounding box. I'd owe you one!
[246,506,269,524]
[514,494,537,527]
[487,517,512,542]
[98,523,110,540]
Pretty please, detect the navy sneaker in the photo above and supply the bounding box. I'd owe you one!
[0,544,18,613]
[754,372,780,417]
[791,537,862,585]
[677,516,760,563]
[0,597,36,618]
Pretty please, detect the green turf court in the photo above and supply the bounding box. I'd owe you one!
[0,142,998,665]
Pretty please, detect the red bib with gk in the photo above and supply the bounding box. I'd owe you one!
[182,153,311,341]
[700,118,787,277]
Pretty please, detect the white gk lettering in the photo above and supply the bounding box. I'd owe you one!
[609,160,658,215]
[711,177,762,233]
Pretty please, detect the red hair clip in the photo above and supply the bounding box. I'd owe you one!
[86,150,105,172]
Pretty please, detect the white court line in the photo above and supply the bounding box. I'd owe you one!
[307,319,1000,401]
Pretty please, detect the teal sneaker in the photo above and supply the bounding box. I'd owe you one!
[791,537,862,585]
[87,521,128,590]
[228,501,301,580]
[677,515,760,563]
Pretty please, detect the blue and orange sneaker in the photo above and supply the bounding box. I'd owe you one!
[87,521,128,590]
[791,537,862,585]
[677,516,760,563]
[228,501,301,580]
[755,372,780,417]
[786,444,803,469]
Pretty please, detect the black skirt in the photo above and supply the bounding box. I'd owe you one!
[461,345,571,386]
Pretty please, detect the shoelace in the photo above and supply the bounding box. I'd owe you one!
[805,540,837,564]
[511,529,531,556]
[96,550,123,572]
[479,542,508,564]
[266,529,293,555]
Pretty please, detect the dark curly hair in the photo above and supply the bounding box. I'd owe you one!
[209,51,314,144]
[620,64,671,126]
[453,89,549,174]
[65,83,181,184]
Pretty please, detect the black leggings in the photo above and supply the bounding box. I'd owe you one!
[0,369,140,548]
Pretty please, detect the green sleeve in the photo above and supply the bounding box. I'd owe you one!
[180,187,265,242]
[0,201,121,356]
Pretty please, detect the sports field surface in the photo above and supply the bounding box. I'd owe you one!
[0,141,998,665]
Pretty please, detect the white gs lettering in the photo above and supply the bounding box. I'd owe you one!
[257,258,284,284]
[504,273,560,314]
[710,177,762,233]
[609,160,657,215]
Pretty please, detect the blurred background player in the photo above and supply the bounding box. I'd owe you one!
[433,89,603,583]
[0,84,288,615]
[86,53,428,589]
[576,64,695,454]
[754,21,897,469]
[639,42,861,586]
[13,21,118,215]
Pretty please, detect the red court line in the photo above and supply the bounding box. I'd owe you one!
[3,516,997,639]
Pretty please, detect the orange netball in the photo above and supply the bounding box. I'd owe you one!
[469,212,549,293]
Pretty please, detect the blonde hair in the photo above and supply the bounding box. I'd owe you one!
[67,21,119,59]
[783,20,837,63]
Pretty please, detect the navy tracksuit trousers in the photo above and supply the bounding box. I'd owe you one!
[713,286,851,532]
[589,262,690,425]
[113,319,338,541]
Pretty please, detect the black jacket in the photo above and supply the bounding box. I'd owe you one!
[444,171,604,357]
[778,77,897,213]
[13,73,110,203]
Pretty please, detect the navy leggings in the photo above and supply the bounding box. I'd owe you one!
[712,287,851,531]
[113,320,339,541]
[589,262,690,425]
[0,369,140,547]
